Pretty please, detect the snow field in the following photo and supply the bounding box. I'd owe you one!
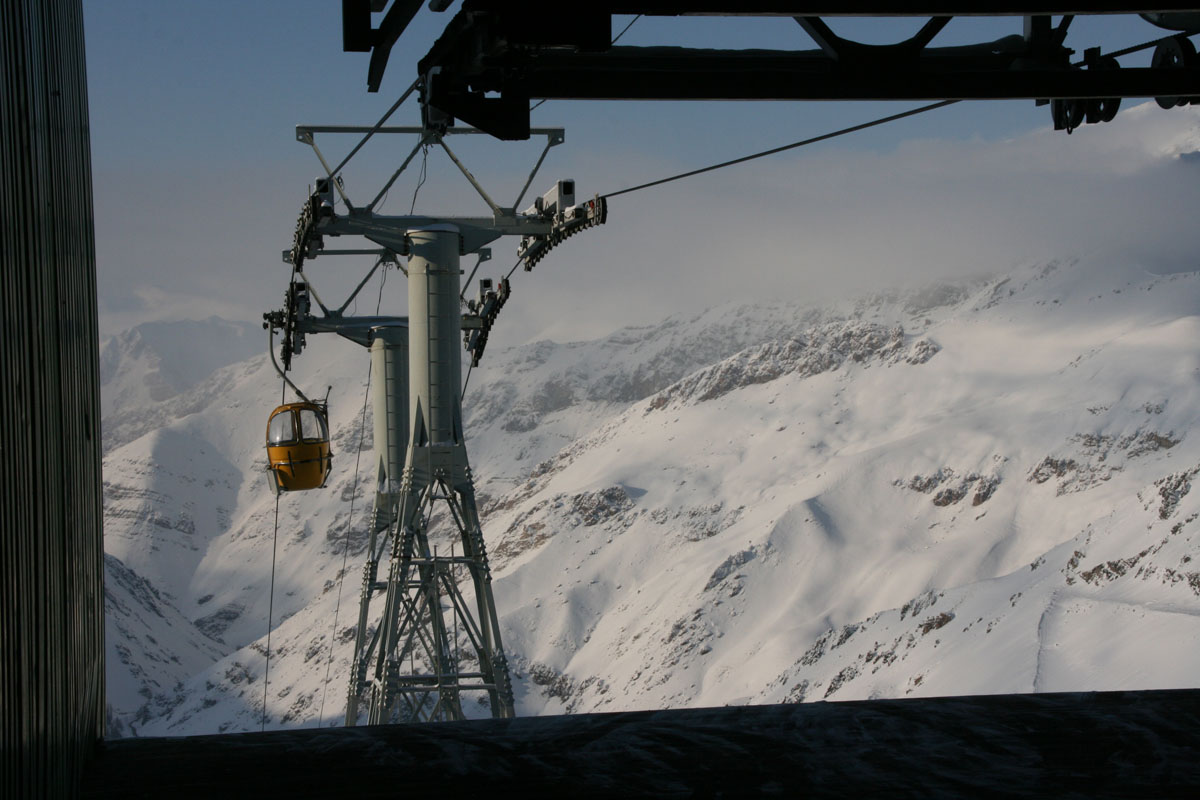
[102,255,1200,735]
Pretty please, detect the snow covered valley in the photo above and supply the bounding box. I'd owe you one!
[101,256,1200,737]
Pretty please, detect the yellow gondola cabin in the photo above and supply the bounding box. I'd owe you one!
[265,402,332,492]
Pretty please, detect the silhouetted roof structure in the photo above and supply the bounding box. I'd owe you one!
[84,689,1200,798]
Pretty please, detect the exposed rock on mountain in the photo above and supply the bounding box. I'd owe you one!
[101,256,1200,736]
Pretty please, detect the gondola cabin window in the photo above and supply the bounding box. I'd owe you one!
[269,410,295,445]
[298,407,327,442]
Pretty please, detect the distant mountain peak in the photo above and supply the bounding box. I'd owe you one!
[101,258,1200,736]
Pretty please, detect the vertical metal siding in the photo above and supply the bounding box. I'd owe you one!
[0,0,105,797]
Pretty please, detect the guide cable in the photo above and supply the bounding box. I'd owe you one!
[410,145,429,214]
[503,257,523,281]
[316,260,389,726]
[261,380,286,732]
[456,32,1190,402]
[597,30,1195,202]
[602,99,959,200]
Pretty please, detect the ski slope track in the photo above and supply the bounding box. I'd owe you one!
[100,253,1200,737]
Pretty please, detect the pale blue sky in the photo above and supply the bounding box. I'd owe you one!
[83,4,1197,341]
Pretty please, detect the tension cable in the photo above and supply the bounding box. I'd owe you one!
[600,30,1197,201]
[602,99,958,200]
[316,259,389,727]
[410,145,429,214]
[261,378,286,732]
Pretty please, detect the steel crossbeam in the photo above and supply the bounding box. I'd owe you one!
[340,2,1200,139]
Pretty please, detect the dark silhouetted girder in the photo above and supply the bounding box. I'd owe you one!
[347,3,1200,138]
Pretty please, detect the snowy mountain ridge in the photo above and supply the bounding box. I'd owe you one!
[99,317,264,415]
[101,254,1200,736]
[100,317,265,451]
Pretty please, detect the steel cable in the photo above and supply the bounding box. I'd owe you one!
[261,477,281,731]
[599,31,1196,202]
[457,32,1194,405]
[410,146,429,214]
[315,261,389,726]
[260,379,288,731]
[602,100,959,199]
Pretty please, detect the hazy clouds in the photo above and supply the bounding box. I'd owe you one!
[94,101,1200,347]
[494,101,1200,344]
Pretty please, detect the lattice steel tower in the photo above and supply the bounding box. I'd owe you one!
[269,122,605,724]
[348,229,513,723]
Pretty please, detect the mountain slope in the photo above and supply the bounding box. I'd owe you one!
[100,317,263,426]
[101,256,1200,736]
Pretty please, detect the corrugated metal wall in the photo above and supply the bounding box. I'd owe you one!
[1,0,105,797]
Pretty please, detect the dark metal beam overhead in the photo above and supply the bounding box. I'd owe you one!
[346,3,1200,139]
[460,2,1200,15]
[494,53,1200,101]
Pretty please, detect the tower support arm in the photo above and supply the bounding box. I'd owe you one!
[317,212,556,255]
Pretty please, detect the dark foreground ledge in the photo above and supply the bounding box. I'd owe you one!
[84,690,1200,798]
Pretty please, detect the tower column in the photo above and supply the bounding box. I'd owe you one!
[407,226,463,448]
[371,325,409,493]
[349,227,514,724]
[345,323,407,725]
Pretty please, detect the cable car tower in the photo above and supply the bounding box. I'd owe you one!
[264,116,606,724]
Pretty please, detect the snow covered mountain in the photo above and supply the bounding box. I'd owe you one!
[100,254,1200,737]
[100,317,264,443]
